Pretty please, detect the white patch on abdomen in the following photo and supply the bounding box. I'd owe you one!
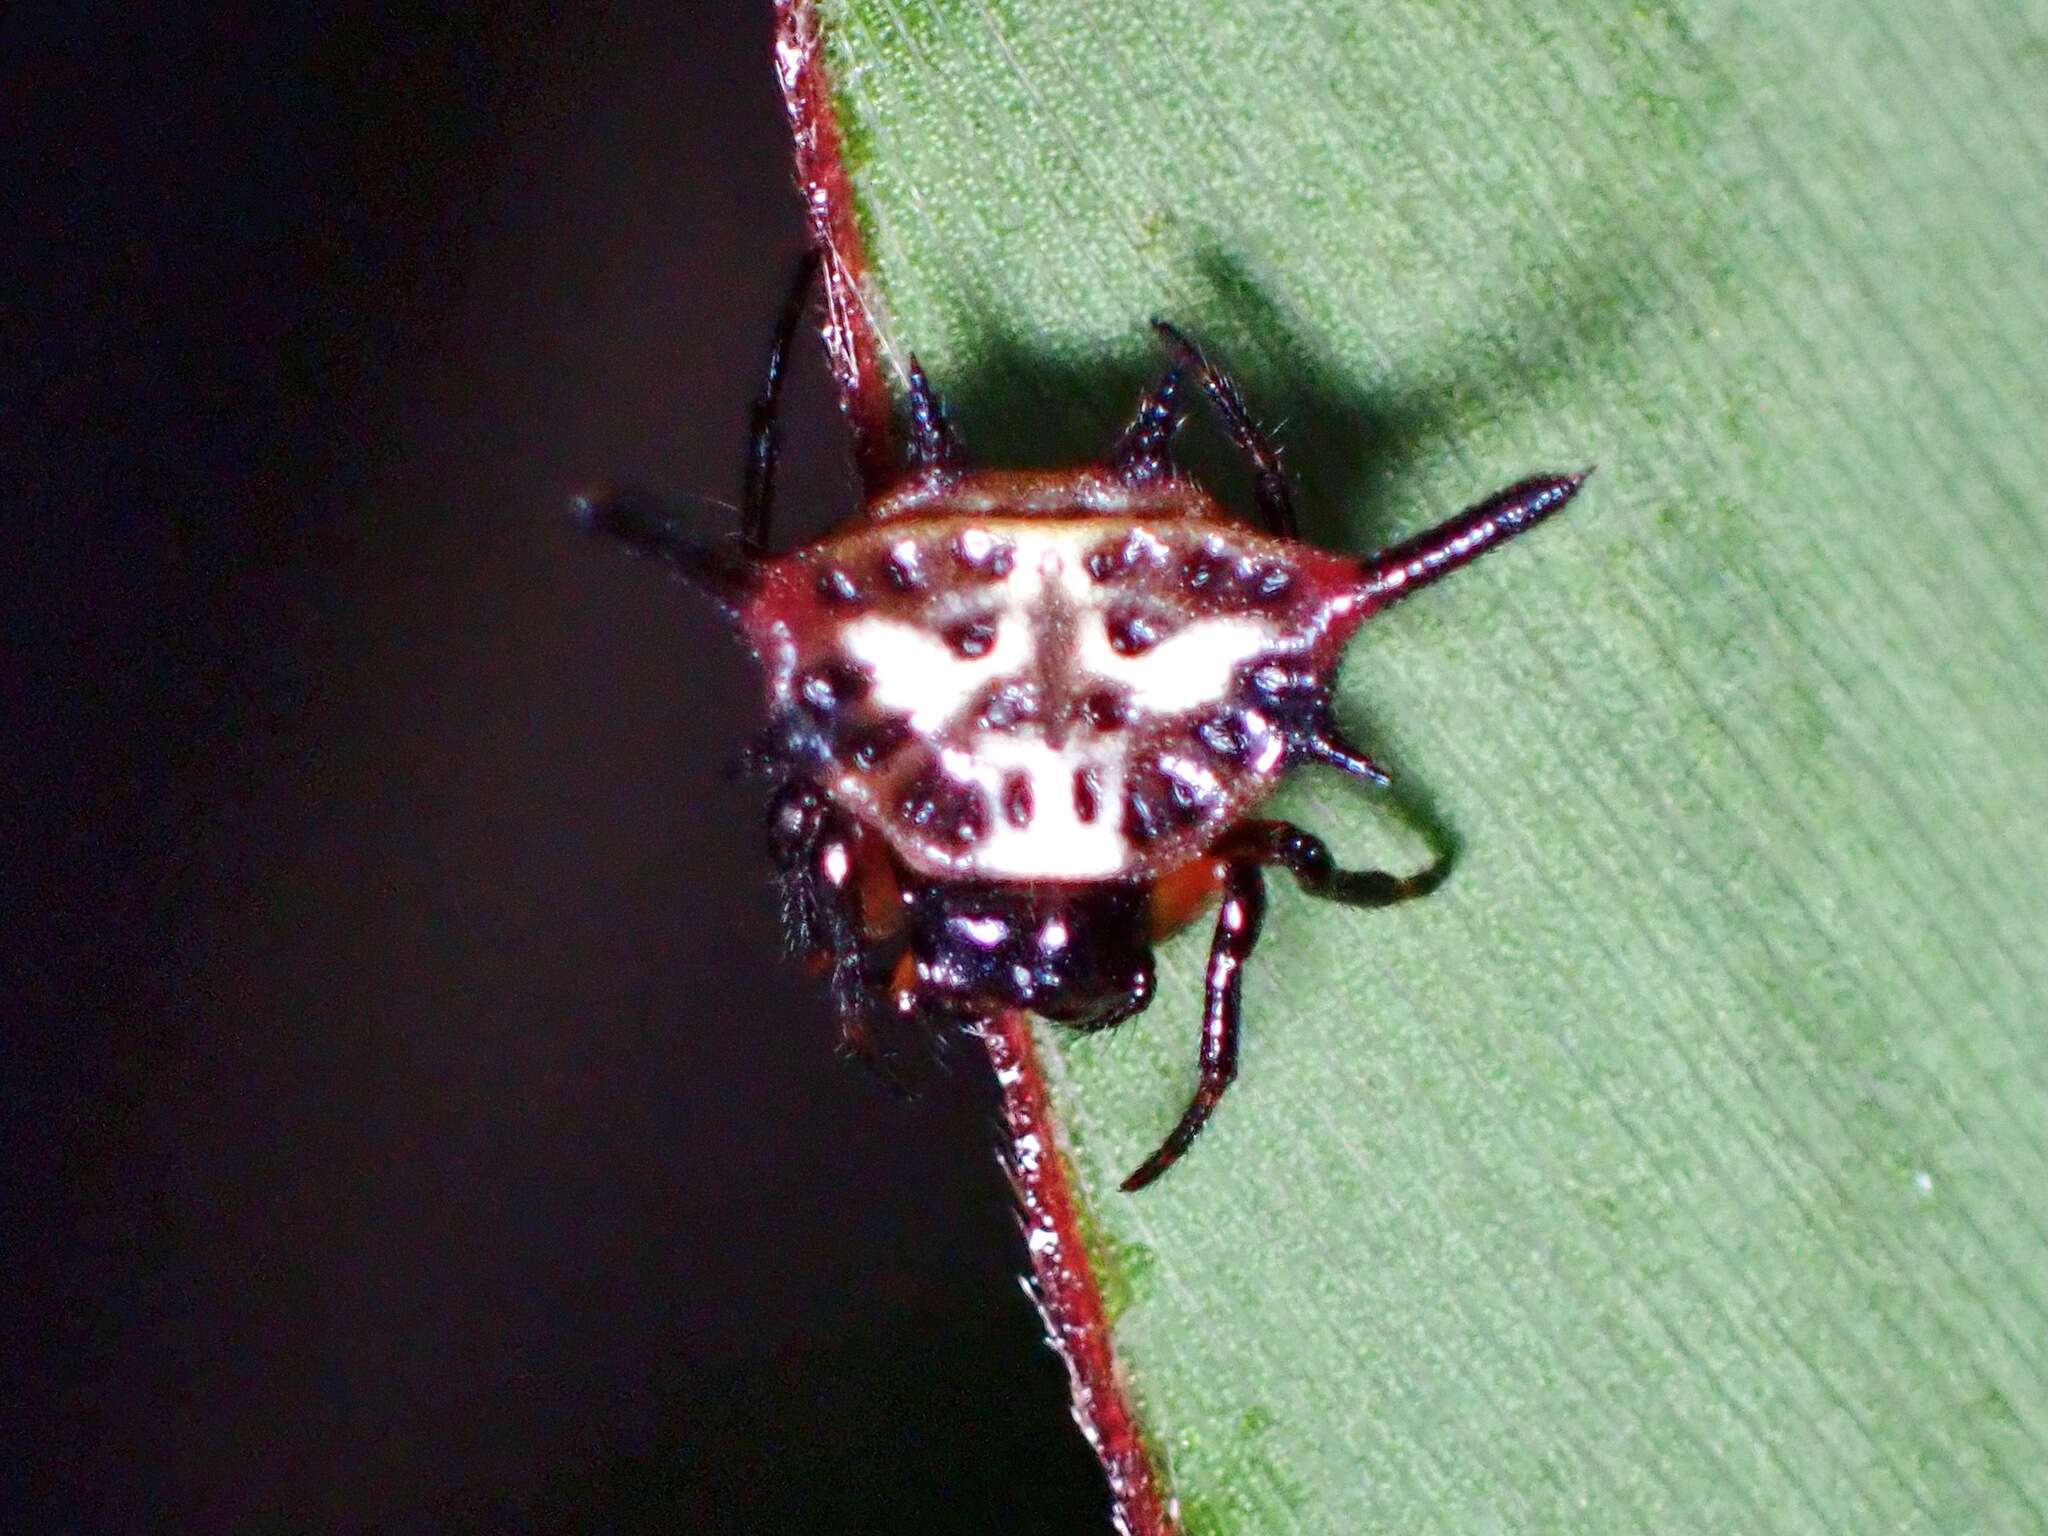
[947,737,1129,879]
[1076,615,1274,714]
[840,613,1027,734]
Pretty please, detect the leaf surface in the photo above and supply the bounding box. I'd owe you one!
[817,1,2048,1529]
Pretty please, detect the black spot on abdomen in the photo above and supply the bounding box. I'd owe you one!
[897,757,991,852]
[1072,766,1102,824]
[1122,760,1213,845]
[1001,772,1035,828]
[943,616,999,657]
[796,658,873,716]
[844,713,913,770]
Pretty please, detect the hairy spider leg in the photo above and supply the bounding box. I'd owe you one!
[741,249,824,553]
[1150,320,1298,538]
[767,780,910,1077]
[575,254,828,602]
[1227,819,1449,908]
[1109,363,1186,486]
[904,356,963,473]
[1121,818,1445,1191]
[766,782,856,994]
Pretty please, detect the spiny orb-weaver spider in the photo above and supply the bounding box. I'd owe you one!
[581,253,1587,1191]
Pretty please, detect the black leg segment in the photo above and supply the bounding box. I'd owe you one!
[740,249,823,554]
[1121,859,1266,1192]
[766,781,883,1060]
[1111,364,1185,485]
[1119,817,1447,1191]
[1150,320,1298,537]
[1232,819,1448,907]
[904,356,963,472]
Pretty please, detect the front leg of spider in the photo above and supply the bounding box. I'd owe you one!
[1146,321,1391,787]
[767,787,860,1016]
[740,249,822,551]
[1110,362,1186,485]
[1234,819,1449,909]
[1122,859,1267,1192]
[1118,820,1445,1192]
[576,253,824,601]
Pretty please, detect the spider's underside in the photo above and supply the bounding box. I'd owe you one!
[583,253,1586,1190]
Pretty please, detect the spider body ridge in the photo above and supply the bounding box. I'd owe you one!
[581,252,1589,1190]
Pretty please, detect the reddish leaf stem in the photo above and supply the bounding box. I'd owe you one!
[773,0,897,492]
[981,1011,1181,1536]
[771,6,1179,1530]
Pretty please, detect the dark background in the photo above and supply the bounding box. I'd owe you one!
[6,5,1109,1530]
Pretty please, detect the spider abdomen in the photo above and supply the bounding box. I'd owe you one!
[742,494,1377,882]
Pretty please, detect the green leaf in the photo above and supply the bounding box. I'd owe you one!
[816,0,2048,1529]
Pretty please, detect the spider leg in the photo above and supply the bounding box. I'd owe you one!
[1121,858,1265,1192]
[1150,320,1297,538]
[1358,470,1590,608]
[904,356,964,472]
[1229,818,1449,908]
[1110,363,1185,485]
[739,249,823,554]
[766,781,904,1073]
[1119,818,1445,1191]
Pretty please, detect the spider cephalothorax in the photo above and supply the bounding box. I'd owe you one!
[583,253,1587,1189]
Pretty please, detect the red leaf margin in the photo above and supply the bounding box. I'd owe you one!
[771,0,895,490]
[978,1012,1182,1536]
[772,4,1180,1532]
